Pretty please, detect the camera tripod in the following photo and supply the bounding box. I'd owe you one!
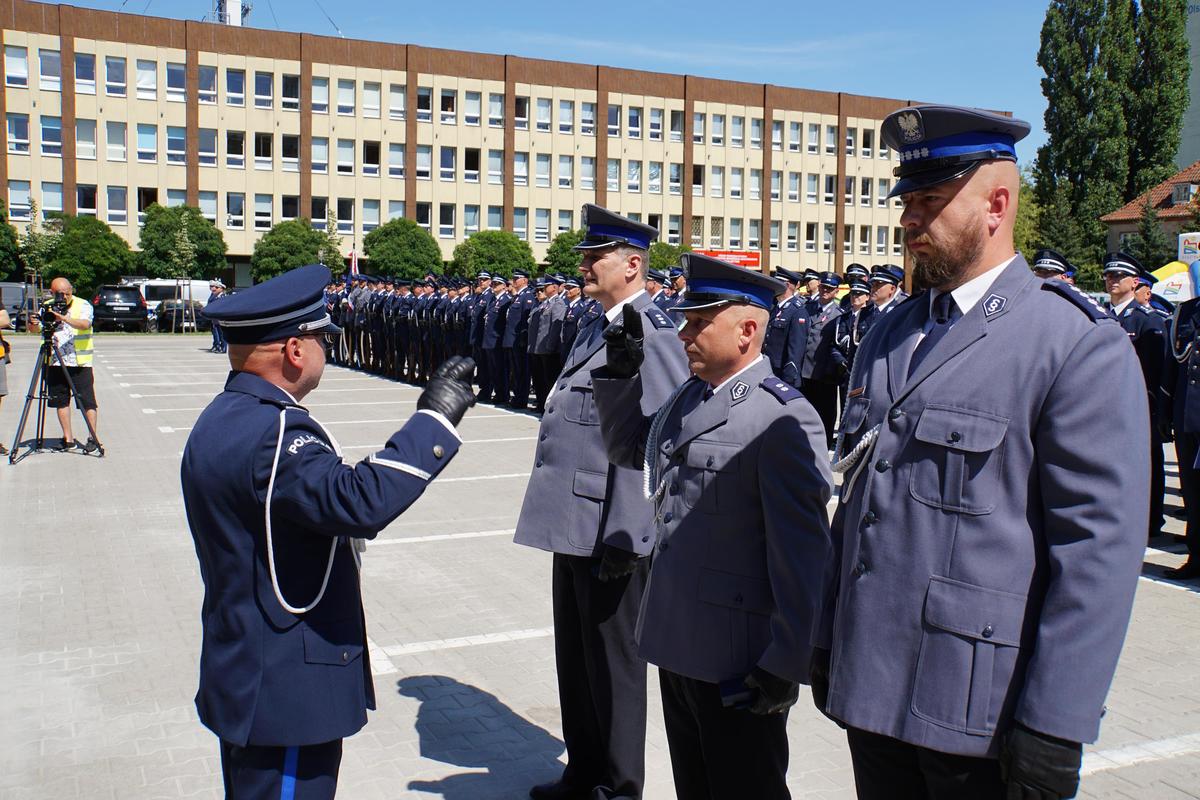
[8,328,104,464]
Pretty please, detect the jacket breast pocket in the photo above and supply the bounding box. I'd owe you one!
[564,383,599,426]
[682,442,740,514]
[909,405,1008,514]
[911,577,1026,735]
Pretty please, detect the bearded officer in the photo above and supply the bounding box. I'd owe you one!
[591,253,832,798]
[183,264,476,799]
[514,205,689,800]
[813,105,1148,800]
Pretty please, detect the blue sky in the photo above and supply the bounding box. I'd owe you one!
[93,0,1051,161]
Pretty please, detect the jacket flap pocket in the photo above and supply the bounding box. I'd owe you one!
[302,625,364,666]
[840,396,870,434]
[924,577,1025,646]
[914,406,1009,452]
[697,568,773,615]
[572,468,608,500]
[685,442,740,472]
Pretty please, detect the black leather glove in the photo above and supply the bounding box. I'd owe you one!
[1157,417,1174,443]
[417,356,476,426]
[999,723,1082,800]
[602,303,645,379]
[744,666,799,715]
[595,545,641,582]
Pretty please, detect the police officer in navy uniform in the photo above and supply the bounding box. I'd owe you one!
[840,264,870,310]
[1031,249,1073,283]
[591,254,832,799]
[515,205,689,800]
[799,271,844,449]
[560,277,588,356]
[184,264,477,799]
[868,264,907,314]
[832,278,877,412]
[505,269,538,409]
[484,275,512,404]
[762,267,808,390]
[646,268,670,310]
[814,105,1147,800]
[1105,252,1168,540]
[1166,272,1200,579]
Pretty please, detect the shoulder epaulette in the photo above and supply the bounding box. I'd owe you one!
[1041,280,1111,321]
[760,377,803,404]
[645,307,675,330]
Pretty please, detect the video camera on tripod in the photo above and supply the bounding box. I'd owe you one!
[38,291,69,331]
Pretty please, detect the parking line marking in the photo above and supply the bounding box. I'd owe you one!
[1082,731,1200,776]
[157,426,174,433]
[437,473,530,483]
[369,529,515,546]
[367,637,398,677]
[377,626,554,664]
[341,436,537,450]
[142,408,156,415]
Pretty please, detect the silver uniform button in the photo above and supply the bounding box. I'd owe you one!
[433,445,445,459]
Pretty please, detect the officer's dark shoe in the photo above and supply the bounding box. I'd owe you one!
[1164,560,1200,580]
[82,438,100,454]
[528,780,587,800]
[51,438,77,452]
[509,401,528,411]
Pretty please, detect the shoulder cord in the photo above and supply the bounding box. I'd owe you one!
[263,407,345,616]
[643,380,693,501]
[831,422,882,500]
[1172,303,1194,363]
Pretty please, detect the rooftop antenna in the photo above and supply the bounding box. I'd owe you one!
[312,0,344,37]
[212,0,250,26]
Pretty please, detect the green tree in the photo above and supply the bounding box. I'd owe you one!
[1125,198,1176,271]
[544,228,584,275]
[18,201,62,289]
[450,229,534,279]
[250,219,326,282]
[363,218,442,279]
[320,204,343,269]
[1014,167,1041,260]
[1035,181,1091,266]
[47,214,132,295]
[169,223,197,278]
[649,240,691,274]
[1127,0,1190,199]
[0,199,21,281]
[136,204,227,278]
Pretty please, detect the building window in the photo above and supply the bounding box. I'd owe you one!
[748,219,760,249]
[488,93,504,127]
[876,225,888,255]
[649,107,663,141]
[789,121,801,152]
[559,99,574,134]
[337,198,355,233]
[74,118,97,160]
[389,143,406,178]
[710,114,724,146]
[337,79,354,115]
[441,89,457,124]
[709,217,724,249]
[691,164,702,197]
[860,177,872,206]
[6,114,28,154]
[136,59,157,99]
[859,224,871,254]
[255,194,273,230]
[514,152,529,186]
[254,132,273,170]
[167,126,186,164]
[648,161,662,194]
[310,196,327,227]
[824,174,835,205]
[107,185,127,225]
[226,68,244,106]
[105,120,125,161]
[846,127,857,156]
[198,191,216,222]
[513,207,528,240]
[669,163,682,195]
[843,224,853,254]
[823,223,834,253]
[514,96,529,130]
[363,199,380,232]
[390,84,406,120]
[362,81,380,118]
[893,227,904,256]
[281,195,299,222]
[104,55,125,96]
[388,200,405,221]
[281,134,300,172]
[312,77,329,113]
[844,176,854,205]
[770,170,781,201]
[76,184,97,217]
[750,169,762,201]
[670,110,684,143]
[709,166,723,198]
[788,172,800,203]
[729,218,742,249]
[336,139,354,175]
[41,116,62,157]
[166,62,185,102]
[628,106,642,139]
[441,146,457,181]
[312,137,330,173]
[878,178,890,206]
[39,49,61,91]
[879,134,890,160]
[488,149,503,184]
[581,156,595,190]
[227,130,245,168]
[557,209,572,235]
[417,87,432,122]
[608,104,621,137]
[731,116,744,148]
[464,91,481,125]
[770,221,781,250]
[464,148,480,182]
[787,222,799,251]
[692,112,703,144]
[558,155,573,189]
[771,120,783,151]
[5,46,27,88]
[199,128,217,167]
[226,192,244,229]
[690,216,703,248]
[535,208,550,242]
[608,159,620,193]
[750,118,763,149]
[362,140,380,177]
[253,71,273,108]
[535,153,551,188]
[8,180,30,220]
[536,97,551,132]
[808,123,819,154]
[807,173,818,203]
[487,205,502,230]
[166,189,186,208]
[805,222,817,252]
[627,160,642,193]
[198,65,217,103]
[282,74,301,111]
[862,128,874,158]
[581,102,595,135]
[75,53,96,94]
[667,215,681,246]
[825,124,837,154]
[416,145,432,180]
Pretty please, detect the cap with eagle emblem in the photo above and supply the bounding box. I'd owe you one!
[881,104,1030,198]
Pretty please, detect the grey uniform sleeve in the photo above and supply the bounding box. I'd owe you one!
[591,371,654,469]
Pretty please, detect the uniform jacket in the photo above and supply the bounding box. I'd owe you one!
[1167,298,1200,432]
[801,300,843,382]
[181,372,461,747]
[592,358,832,683]
[1118,302,1168,420]
[483,291,511,349]
[820,259,1148,757]
[503,286,537,349]
[531,295,566,355]
[651,290,672,311]
[470,289,492,348]
[514,292,689,557]
[560,298,587,356]
[762,296,809,388]
[830,304,878,382]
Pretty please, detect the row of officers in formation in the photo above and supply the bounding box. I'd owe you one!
[182,103,1180,800]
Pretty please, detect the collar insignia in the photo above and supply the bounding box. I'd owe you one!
[731,381,750,400]
[982,293,1007,318]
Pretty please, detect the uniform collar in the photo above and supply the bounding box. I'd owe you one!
[223,370,304,408]
[605,289,648,323]
[931,255,1015,318]
[1112,297,1135,317]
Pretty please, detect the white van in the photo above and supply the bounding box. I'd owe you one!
[135,279,216,307]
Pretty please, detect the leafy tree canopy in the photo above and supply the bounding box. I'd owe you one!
[250,219,326,282]
[450,229,535,278]
[363,218,443,279]
[47,214,133,295]
[137,204,227,279]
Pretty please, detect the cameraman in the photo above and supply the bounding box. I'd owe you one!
[44,277,100,452]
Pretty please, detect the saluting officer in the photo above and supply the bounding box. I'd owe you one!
[1166,263,1200,579]
[800,271,844,449]
[514,205,689,800]
[184,264,476,799]
[815,105,1147,800]
[1105,252,1169,540]
[761,267,808,390]
[591,254,832,799]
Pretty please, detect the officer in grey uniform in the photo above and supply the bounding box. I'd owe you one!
[814,105,1148,800]
[591,253,832,799]
[514,205,689,800]
[530,276,567,413]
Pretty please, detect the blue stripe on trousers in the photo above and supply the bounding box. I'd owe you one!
[280,746,299,800]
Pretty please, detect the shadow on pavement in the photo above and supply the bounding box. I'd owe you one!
[399,674,564,799]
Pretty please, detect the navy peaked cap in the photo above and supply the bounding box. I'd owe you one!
[203,264,340,344]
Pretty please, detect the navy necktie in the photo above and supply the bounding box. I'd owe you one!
[908,292,957,378]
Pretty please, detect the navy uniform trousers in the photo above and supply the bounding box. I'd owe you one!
[220,739,342,800]
[846,727,1003,800]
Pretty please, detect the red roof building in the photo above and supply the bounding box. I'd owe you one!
[1101,160,1200,252]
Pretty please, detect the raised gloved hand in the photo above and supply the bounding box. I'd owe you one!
[595,545,641,582]
[999,723,1082,800]
[745,666,799,715]
[602,303,645,379]
[417,356,476,426]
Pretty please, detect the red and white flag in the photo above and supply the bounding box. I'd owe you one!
[350,250,359,275]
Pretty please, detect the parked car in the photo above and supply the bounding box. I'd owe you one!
[155,299,210,332]
[92,284,150,332]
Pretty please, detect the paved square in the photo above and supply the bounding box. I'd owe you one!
[2,334,1199,799]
